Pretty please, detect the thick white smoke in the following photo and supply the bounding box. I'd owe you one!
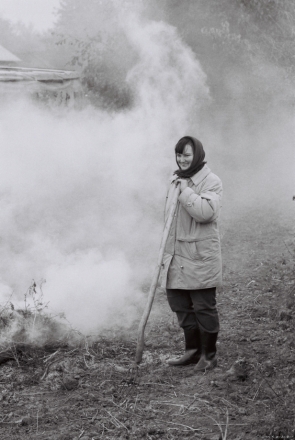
[0,15,209,335]
[2,5,294,340]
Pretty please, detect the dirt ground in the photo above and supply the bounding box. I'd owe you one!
[0,209,295,440]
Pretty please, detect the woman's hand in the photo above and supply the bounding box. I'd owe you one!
[177,179,189,192]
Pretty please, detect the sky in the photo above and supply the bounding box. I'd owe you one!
[0,0,60,32]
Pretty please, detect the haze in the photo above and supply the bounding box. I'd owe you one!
[0,0,60,31]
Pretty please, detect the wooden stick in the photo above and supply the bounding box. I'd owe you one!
[135,182,180,364]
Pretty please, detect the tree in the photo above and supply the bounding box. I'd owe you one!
[51,0,138,109]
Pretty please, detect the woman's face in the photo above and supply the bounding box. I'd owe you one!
[176,144,194,170]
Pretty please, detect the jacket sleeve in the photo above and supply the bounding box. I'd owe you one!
[178,180,222,223]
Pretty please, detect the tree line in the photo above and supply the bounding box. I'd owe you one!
[1,0,294,110]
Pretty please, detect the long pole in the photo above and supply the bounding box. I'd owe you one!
[135,182,180,364]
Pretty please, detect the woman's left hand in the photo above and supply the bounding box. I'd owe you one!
[177,179,189,192]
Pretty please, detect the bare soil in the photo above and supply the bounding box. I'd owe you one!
[1,210,295,440]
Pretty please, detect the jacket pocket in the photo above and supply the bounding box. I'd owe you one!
[186,236,219,260]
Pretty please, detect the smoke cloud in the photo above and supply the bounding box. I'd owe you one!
[0,13,209,335]
[1,3,294,340]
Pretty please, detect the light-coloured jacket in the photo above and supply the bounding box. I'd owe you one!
[160,164,222,290]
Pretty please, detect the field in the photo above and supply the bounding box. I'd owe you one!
[0,209,294,440]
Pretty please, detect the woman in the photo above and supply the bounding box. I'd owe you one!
[160,136,222,371]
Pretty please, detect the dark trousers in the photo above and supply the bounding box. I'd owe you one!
[166,288,220,333]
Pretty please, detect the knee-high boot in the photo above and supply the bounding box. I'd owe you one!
[194,331,218,372]
[167,327,201,366]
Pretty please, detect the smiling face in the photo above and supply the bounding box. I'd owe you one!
[176,144,194,170]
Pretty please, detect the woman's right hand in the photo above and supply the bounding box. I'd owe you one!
[176,178,189,192]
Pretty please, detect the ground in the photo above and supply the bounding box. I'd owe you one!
[0,209,295,440]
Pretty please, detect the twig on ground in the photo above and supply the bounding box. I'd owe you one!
[40,363,51,381]
[206,408,229,440]
[104,410,128,431]
[43,349,60,363]
[150,400,186,412]
[165,420,201,432]
[91,410,99,423]
[218,397,239,410]
[78,429,85,439]
[83,354,91,369]
[247,280,255,287]
[133,393,139,412]
[140,382,175,387]
[252,379,264,401]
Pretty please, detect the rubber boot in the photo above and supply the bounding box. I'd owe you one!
[167,327,201,366]
[194,332,218,372]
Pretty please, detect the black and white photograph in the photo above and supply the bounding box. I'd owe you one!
[0,1,294,439]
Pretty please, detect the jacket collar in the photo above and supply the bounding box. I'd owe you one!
[190,164,211,186]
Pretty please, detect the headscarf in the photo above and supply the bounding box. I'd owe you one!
[174,136,206,178]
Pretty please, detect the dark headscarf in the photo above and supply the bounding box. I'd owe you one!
[174,136,206,178]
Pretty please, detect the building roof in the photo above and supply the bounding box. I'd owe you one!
[0,44,21,63]
[0,66,80,83]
